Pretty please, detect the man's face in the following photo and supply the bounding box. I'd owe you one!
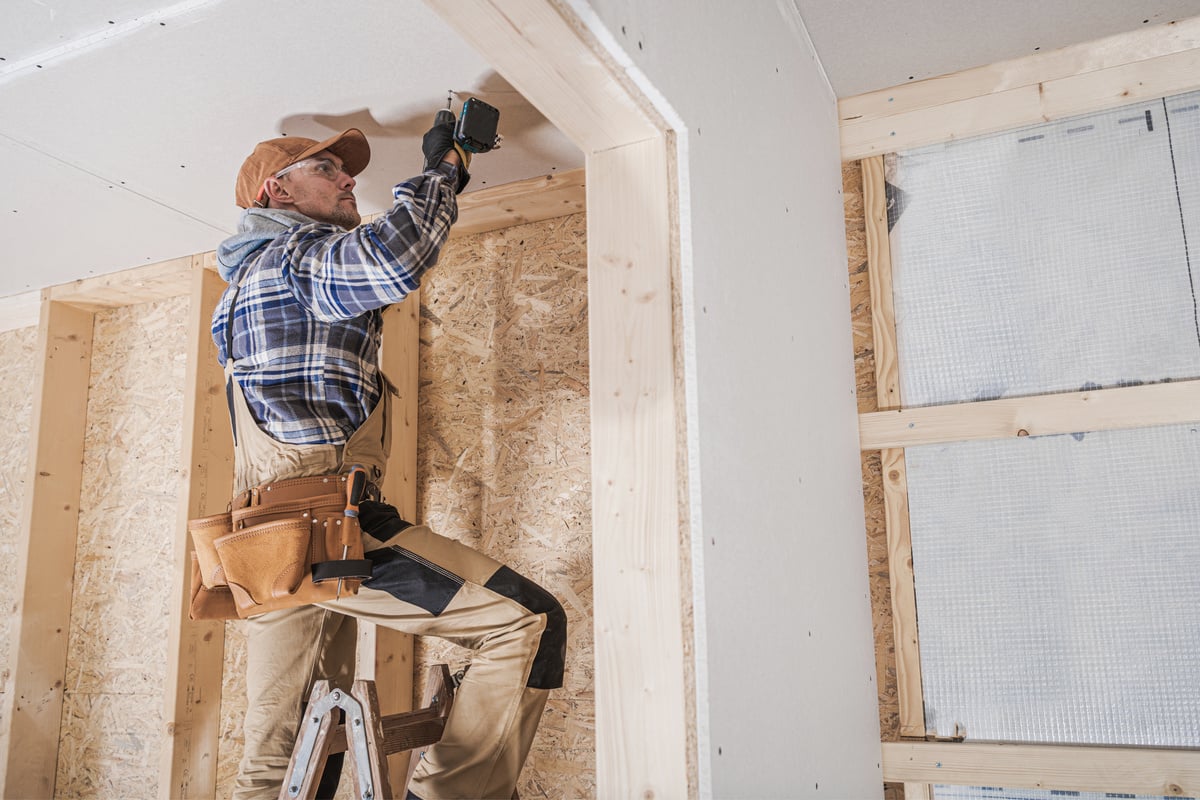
[275,150,361,228]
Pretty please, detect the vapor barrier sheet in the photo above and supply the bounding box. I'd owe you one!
[889,91,1200,749]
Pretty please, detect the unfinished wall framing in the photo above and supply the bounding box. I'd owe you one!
[3,0,694,790]
[0,163,599,797]
[845,17,1200,796]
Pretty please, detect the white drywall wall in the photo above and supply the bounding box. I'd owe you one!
[574,1,882,796]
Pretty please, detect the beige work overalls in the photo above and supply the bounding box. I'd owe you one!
[226,345,558,800]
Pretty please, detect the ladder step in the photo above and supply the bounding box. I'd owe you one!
[325,706,452,757]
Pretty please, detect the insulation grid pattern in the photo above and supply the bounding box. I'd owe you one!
[888,89,1200,769]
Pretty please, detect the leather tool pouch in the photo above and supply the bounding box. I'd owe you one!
[187,474,373,620]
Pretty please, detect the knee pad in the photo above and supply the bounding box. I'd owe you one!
[484,566,567,689]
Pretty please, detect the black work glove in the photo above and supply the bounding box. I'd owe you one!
[421,121,471,193]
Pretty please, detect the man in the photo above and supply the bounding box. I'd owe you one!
[212,124,566,799]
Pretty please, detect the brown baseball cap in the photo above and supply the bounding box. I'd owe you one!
[235,128,370,208]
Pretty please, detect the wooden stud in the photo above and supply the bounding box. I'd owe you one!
[160,260,233,799]
[425,1,686,795]
[882,741,1200,792]
[840,15,1200,159]
[863,157,899,410]
[903,783,933,800]
[859,379,1200,450]
[879,448,923,738]
[587,136,688,797]
[863,156,926,738]
[370,293,422,795]
[0,295,95,798]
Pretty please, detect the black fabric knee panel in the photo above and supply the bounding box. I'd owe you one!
[483,566,567,690]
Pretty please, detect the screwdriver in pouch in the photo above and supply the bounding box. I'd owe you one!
[339,464,368,600]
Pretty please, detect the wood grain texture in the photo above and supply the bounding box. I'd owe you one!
[903,783,933,800]
[0,297,94,798]
[374,294,421,795]
[161,263,233,799]
[0,291,40,334]
[844,160,900,748]
[879,448,923,739]
[840,16,1200,159]
[862,157,925,739]
[863,157,899,411]
[48,256,193,312]
[587,138,687,798]
[882,741,1200,792]
[454,169,585,239]
[840,16,1200,124]
[424,0,655,155]
[859,379,1200,450]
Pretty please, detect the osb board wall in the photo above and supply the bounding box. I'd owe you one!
[415,212,592,798]
[0,326,38,705]
[216,212,594,798]
[844,161,902,800]
[57,297,188,797]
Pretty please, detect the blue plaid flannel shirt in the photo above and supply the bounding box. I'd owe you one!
[212,163,459,445]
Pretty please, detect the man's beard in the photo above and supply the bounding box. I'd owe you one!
[326,202,361,229]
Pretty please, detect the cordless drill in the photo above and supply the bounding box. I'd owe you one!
[435,95,501,154]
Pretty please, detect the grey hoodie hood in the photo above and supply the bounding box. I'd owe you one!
[216,207,317,281]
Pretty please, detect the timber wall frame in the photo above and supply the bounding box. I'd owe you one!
[0,165,595,797]
[849,15,1200,796]
[3,0,695,794]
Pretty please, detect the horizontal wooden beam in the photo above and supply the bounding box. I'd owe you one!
[0,170,588,333]
[0,291,40,335]
[48,255,195,311]
[453,168,584,238]
[858,380,1200,450]
[426,0,656,154]
[839,15,1200,159]
[882,741,1200,793]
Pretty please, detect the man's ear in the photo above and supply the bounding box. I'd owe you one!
[261,177,294,207]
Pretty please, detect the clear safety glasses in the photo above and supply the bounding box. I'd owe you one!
[274,157,350,182]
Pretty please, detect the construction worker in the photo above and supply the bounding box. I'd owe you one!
[211,124,566,799]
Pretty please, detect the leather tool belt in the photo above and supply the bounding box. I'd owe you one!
[188,471,375,620]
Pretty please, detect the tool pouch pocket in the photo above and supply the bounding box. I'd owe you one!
[186,475,373,620]
[187,512,238,621]
[216,518,311,611]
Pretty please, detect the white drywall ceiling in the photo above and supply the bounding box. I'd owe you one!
[5,1,1200,299]
[795,0,1200,97]
[0,0,582,298]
